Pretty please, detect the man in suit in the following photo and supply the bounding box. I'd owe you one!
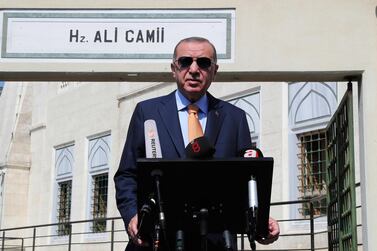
[114,37,279,250]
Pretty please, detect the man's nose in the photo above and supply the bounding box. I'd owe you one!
[189,60,200,73]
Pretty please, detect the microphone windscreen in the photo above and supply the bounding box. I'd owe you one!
[144,119,162,158]
[238,148,264,158]
[185,136,215,159]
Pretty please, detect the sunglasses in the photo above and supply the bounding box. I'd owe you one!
[174,56,215,70]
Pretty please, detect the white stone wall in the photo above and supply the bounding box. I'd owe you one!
[0,83,32,230]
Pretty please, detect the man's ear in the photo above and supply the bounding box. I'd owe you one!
[212,64,219,80]
[171,63,177,78]
[214,64,219,74]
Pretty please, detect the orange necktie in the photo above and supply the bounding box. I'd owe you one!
[188,104,204,142]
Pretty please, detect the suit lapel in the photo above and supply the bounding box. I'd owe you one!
[159,92,185,157]
[205,93,226,146]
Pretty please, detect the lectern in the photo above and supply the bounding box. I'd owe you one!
[136,157,274,251]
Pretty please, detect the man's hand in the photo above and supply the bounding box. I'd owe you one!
[257,217,280,245]
[127,214,149,247]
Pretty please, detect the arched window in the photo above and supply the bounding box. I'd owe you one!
[228,91,260,147]
[88,134,110,233]
[55,144,74,235]
[288,82,338,217]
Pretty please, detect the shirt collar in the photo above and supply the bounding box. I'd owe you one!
[175,90,208,114]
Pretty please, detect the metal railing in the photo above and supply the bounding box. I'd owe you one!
[0,195,362,251]
[249,197,325,251]
[0,217,126,251]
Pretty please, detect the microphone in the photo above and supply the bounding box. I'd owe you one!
[185,136,215,159]
[238,147,262,250]
[246,175,258,249]
[239,147,261,215]
[248,176,258,215]
[143,120,166,248]
[137,195,156,240]
[144,119,162,158]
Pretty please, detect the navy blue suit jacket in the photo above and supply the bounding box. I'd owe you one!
[114,91,252,231]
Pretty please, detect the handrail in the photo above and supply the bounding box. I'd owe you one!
[0,216,121,232]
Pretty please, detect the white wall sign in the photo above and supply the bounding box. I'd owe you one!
[0,9,234,60]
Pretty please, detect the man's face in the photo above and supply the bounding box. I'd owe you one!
[171,41,219,102]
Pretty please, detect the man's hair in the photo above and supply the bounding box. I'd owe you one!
[172,37,217,63]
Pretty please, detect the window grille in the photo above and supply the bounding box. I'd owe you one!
[91,173,108,232]
[297,130,327,217]
[57,180,72,235]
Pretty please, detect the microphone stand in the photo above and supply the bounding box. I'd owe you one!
[247,209,257,251]
[199,208,208,251]
[223,230,234,251]
[153,223,161,251]
[151,169,170,251]
[175,230,184,251]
